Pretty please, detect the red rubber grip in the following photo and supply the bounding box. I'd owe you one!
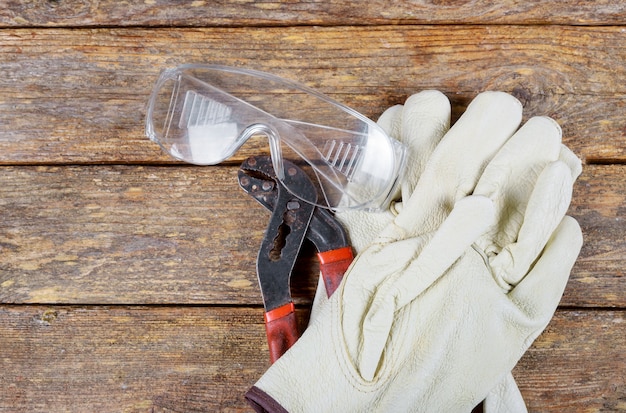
[264,302,299,363]
[318,246,354,297]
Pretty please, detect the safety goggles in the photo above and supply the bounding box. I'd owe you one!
[145,64,406,211]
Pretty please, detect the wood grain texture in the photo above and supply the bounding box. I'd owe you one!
[0,306,623,413]
[0,164,623,307]
[0,26,625,164]
[1,0,625,27]
[1,3,624,411]
[570,165,626,307]
[0,305,268,413]
[514,310,626,412]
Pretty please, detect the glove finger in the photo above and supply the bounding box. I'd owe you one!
[398,91,451,201]
[473,116,563,252]
[508,215,582,329]
[491,161,575,289]
[359,195,495,381]
[395,195,495,308]
[376,104,404,138]
[558,144,583,180]
[396,91,523,234]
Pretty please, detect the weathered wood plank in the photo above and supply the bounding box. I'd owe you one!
[569,164,626,307]
[0,305,267,413]
[1,0,625,27]
[0,164,622,307]
[514,310,626,412]
[0,306,623,412]
[0,26,625,164]
[0,165,267,305]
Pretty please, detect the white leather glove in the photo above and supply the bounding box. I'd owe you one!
[246,92,582,412]
[316,91,528,412]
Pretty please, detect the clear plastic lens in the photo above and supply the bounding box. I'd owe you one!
[145,64,406,211]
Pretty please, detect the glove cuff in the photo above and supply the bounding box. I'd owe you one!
[246,386,289,413]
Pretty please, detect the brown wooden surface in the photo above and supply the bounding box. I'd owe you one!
[0,1,624,412]
[0,307,623,413]
[1,1,625,26]
[0,165,623,308]
[1,25,626,164]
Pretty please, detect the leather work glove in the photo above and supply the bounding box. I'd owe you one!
[317,90,528,412]
[246,92,583,412]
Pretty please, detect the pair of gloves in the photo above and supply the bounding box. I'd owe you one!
[246,91,583,412]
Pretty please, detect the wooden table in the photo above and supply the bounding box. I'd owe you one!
[1,2,624,412]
